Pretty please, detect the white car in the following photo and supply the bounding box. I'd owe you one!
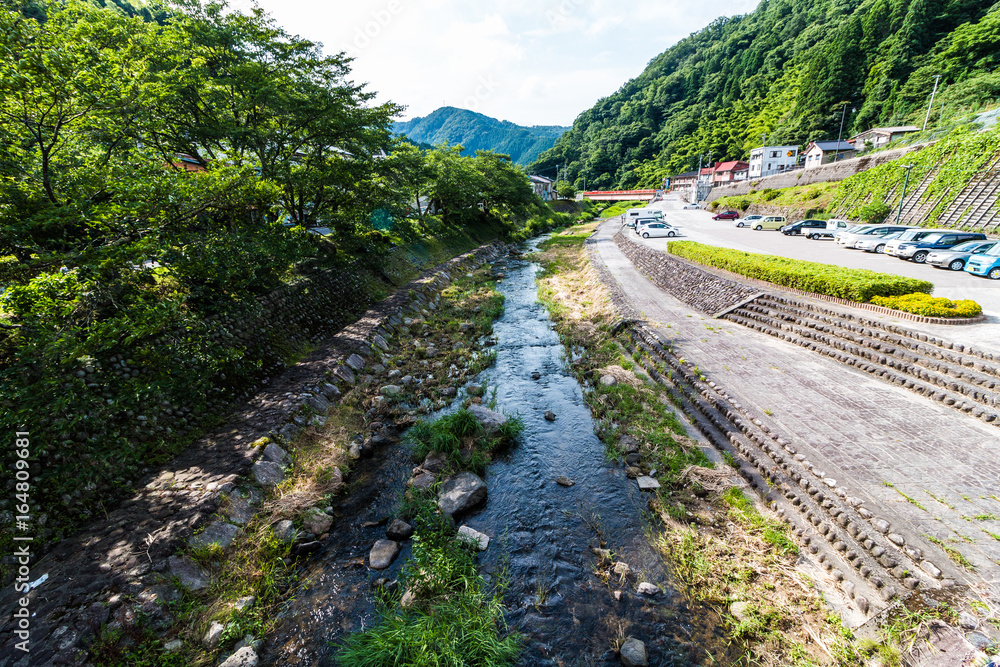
[682,203,700,209]
[734,215,764,228]
[638,222,677,238]
[854,231,903,254]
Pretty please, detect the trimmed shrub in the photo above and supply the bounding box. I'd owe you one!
[667,241,934,302]
[871,293,982,318]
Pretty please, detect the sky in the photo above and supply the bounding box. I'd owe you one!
[230,0,761,128]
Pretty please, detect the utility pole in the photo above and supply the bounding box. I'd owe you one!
[835,103,854,163]
[759,133,766,177]
[923,75,942,131]
[895,164,915,224]
[695,153,703,203]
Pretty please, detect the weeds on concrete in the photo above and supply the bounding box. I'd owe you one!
[925,535,976,571]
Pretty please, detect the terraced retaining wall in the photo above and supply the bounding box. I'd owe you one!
[0,241,510,667]
[613,230,761,315]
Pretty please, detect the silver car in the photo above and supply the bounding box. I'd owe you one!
[884,228,948,256]
[926,240,997,271]
[854,231,903,254]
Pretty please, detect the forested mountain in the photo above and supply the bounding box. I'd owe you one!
[394,107,569,166]
[529,0,1000,189]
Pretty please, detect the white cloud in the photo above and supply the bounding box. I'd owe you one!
[232,0,762,126]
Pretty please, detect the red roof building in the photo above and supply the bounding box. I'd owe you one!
[712,160,749,184]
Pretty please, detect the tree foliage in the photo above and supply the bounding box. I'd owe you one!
[529,0,999,189]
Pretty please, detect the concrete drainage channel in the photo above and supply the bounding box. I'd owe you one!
[619,322,964,624]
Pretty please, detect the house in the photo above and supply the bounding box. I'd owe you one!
[528,175,554,200]
[712,160,750,185]
[803,141,857,169]
[670,170,699,193]
[748,146,799,178]
[849,126,919,152]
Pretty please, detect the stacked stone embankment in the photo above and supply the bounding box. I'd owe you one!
[623,324,962,619]
[613,230,761,315]
[724,295,1000,427]
[0,241,510,667]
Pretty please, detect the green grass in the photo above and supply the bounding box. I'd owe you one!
[722,488,798,555]
[406,408,523,475]
[926,535,976,571]
[883,482,928,512]
[335,511,520,666]
[668,241,934,302]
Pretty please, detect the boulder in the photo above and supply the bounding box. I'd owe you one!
[305,394,331,413]
[203,621,225,648]
[409,471,435,491]
[262,443,288,464]
[369,539,400,570]
[438,472,488,516]
[272,519,297,543]
[467,404,508,433]
[190,521,239,550]
[302,508,333,536]
[421,451,448,474]
[636,476,661,491]
[386,519,414,541]
[600,375,617,387]
[168,556,210,591]
[619,637,648,667]
[619,436,640,454]
[219,646,259,667]
[380,385,403,396]
[730,601,752,623]
[439,387,457,397]
[637,582,659,596]
[457,525,490,551]
[556,476,575,487]
[346,354,365,371]
[320,383,341,400]
[544,410,556,421]
[465,383,483,396]
[252,460,284,487]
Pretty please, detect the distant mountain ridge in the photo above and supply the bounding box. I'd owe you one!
[393,107,569,166]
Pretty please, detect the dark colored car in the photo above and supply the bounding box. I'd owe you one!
[713,210,739,220]
[895,231,988,263]
[781,219,826,236]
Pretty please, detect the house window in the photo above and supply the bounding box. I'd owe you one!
[770,151,778,158]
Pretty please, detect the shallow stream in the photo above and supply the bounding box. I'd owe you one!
[265,239,733,666]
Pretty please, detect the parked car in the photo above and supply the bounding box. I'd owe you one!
[965,242,1000,279]
[854,231,903,253]
[884,229,948,256]
[781,219,826,236]
[806,218,852,239]
[836,225,916,249]
[623,207,664,227]
[927,240,997,271]
[734,215,764,228]
[894,231,988,263]
[638,222,678,238]
[713,210,739,220]
[682,203,700,210]
[634,217,663,234]
[751,215,787,230]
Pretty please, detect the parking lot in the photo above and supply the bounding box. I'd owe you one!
[632,195,1000,317]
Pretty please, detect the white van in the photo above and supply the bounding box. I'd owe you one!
[807,218,852,240]
[623,207,664,226]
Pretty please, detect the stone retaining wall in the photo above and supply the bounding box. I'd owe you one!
[0,241,510,667]
[613,230,761,315]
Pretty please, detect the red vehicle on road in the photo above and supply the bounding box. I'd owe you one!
[712,210,739,220]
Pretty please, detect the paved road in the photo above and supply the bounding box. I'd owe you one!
[592,219,1000,600]
[632,196,1000,318]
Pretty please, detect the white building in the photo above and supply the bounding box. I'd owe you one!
[528,175,555,200]
[748,145,800,178]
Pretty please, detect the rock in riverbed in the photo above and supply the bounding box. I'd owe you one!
[556,476,575,487]
[467,404,507,432]
[544,410,556,421]
[619,637,648,666]
[369,539,400,570]
[439,472,487,516]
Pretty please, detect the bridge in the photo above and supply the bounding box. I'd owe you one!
[581,189,660,202]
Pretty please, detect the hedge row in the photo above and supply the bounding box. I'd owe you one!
[871,293,983,318]
[667,241,934,302]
